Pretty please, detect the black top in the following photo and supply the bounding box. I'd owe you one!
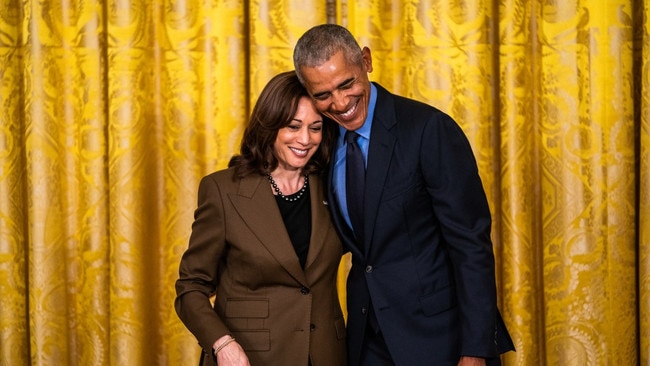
[274,184,311,268]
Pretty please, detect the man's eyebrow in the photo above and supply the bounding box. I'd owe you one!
[312,77,355,98]
[336,77,355,88]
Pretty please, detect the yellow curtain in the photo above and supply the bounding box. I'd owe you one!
[0,0,647,365]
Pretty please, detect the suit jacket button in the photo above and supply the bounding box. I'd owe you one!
[300,286,310,294]
[361,307,367,315]
[310,324,316,332]
[365,265,373,273]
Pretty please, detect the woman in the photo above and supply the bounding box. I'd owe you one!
[175,71,346,366]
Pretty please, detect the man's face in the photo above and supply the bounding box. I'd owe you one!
[298,48,373,131]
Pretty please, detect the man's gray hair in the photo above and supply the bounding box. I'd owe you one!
[293,24,363,84]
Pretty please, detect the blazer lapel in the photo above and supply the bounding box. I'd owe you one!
[363,84,397,255]
[304,175,328,270]
[228,174,308,285]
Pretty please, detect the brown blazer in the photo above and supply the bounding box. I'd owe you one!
[175,168,347,366]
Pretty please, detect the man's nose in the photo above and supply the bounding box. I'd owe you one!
[330,90,348,111]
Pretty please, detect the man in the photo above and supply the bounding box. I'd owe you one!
[293,24,515,366]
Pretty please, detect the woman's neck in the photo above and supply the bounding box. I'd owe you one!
[268,170,306,196]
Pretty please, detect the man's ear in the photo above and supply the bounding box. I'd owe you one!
[362,47,373,73]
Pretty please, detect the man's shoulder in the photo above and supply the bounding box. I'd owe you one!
[373,82,447,117]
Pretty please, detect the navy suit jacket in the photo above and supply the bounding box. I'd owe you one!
[328,83,514,365]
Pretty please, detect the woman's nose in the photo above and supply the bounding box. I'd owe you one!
[296,127,310,144]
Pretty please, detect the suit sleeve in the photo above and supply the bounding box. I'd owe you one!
[420,113,499,358]
[174,174,231,352]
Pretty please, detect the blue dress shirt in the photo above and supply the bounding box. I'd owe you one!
[333,83,377,230]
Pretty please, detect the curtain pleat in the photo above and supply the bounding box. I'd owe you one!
[638,1,650,364]
[537,1,637,363]
[158,1,249,363]
[106,1,160,364]
[0,1,29,364]
[498,1,545,364]
[19,1,110,364]
[0,0,648,365]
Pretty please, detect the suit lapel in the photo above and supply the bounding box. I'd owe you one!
[228,175,307,285]
[363,84,397,255]
[304,175,328,270]
[328,160,363,258]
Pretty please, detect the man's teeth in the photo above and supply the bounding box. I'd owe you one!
[341,103,356,118]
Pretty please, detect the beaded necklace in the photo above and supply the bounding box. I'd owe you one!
[267,174,309,202]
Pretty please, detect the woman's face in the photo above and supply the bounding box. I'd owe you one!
[273,96,323,172]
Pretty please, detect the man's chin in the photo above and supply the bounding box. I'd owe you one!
[332,118,364,131]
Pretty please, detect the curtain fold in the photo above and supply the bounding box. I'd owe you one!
[534,1,638,363]
[0,0,647,365]
[19,1,110,364]
[106,1,252,364]
[158,1,250,363]
[0,1,28,363]
[497,1,545,363]
[638,0,650,364]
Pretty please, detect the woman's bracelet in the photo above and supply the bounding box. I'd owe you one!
[213,336,236,357]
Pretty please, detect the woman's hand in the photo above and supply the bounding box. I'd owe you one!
[213,335,250,366]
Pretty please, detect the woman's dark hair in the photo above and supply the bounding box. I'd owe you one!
[228,71,336,178]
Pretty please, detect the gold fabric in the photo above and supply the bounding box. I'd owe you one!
[0,0,647,365]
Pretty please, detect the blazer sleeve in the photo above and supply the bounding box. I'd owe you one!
[174,174,231,352]
[420,112,499,357]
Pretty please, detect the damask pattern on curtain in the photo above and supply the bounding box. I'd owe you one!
[0,1,648,365]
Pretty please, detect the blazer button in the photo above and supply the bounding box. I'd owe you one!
[361,307,367,315]
[365,265,373,273]
[300,286,310,295]
[310,324,316,332]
